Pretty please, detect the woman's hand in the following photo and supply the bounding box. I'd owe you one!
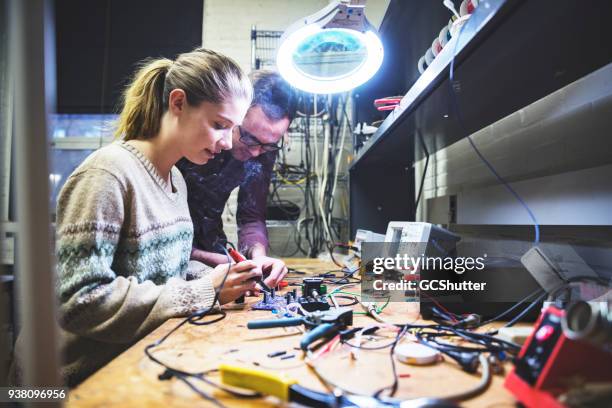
[209,260,261,304]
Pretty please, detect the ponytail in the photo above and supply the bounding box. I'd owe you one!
[116,58,172,140]
[115,49,252,140]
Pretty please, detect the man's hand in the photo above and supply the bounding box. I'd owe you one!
[250,255,288,288]
[209,260,261,304]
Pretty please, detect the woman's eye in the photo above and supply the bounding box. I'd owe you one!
[214,122,227,130]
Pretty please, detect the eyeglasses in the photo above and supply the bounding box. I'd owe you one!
[238,126,284,152]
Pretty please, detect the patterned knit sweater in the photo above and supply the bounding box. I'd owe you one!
[53,141,216,386]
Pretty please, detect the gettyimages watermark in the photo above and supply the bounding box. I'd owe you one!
[362,242,512,303]
[360,241,612,304]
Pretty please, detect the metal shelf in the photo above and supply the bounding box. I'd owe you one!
[350,0,612,170]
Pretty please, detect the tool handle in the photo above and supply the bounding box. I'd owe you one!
[247,317,304,329]
[220,364,297,401]
[300,323,338,350]
[228,247,247,262]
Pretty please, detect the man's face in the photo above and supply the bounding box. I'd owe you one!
[231,105,290,162]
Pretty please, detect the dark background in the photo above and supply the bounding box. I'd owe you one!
[55,0,204,113]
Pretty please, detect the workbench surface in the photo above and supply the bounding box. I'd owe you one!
[68,258,521,407]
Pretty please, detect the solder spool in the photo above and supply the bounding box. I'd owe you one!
[417,56,427,74]
[562,301,612,346]
[394,342,440,365]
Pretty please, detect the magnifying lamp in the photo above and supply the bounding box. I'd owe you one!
[276,0,384,94]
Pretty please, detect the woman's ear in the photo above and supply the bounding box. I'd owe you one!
[168,89,187,115]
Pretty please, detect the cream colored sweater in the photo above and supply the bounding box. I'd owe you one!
[51,141,216,386]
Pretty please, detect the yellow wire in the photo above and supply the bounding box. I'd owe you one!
[274,170,309,185]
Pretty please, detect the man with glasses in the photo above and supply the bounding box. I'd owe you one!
[177,70,297,288]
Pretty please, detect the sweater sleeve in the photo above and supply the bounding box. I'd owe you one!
[56,168,216,344]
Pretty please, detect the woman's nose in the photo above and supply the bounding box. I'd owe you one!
[218,130,233,151]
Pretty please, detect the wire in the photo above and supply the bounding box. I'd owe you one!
[478,287,545,329]
[495,291,548,331]
[446,354,492,402]
[448,21,540,244]
[143,246,261,405]
[373,325,408,398]
[277,93,351,258]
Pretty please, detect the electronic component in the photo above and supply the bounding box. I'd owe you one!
[521,246,601,301]
[302,277,325,297]
[394,342,440,365]
[299,277,330,312]
[384,221,460,257]
[298,297,330,313]
[251,294,287,311]
[505,305,612,408]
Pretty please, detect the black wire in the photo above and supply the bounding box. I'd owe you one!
[482,275,610,334]
[414,326,521,357]
[143,245,261,404]
[373,325,408,399]
[492,291,549,332]
[320,269,361,285]
[478,287,545,329]
[288,93,352,258]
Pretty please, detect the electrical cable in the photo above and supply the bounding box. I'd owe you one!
[478,287,545,328]
[373,325,408,398]
[143,245,261,405]
[494,291,549,331]
[448,21,540,244]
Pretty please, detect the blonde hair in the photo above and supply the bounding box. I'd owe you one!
[116,48,252,140]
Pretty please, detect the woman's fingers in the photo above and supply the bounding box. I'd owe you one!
[231,269,262,284]
[231,260,258,272]
[231,281,258,293]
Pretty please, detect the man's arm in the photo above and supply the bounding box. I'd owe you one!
[236,153,275,256]
[249,242,268,259]
[190,247,231,267]
[236,153,287,286]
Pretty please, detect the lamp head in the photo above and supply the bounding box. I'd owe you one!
[276,0,384,94]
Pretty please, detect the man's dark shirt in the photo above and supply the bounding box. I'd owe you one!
[176,150,276,255]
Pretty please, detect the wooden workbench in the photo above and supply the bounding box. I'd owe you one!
[68,258,521,407]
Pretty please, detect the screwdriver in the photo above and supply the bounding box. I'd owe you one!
[228,247,271,304]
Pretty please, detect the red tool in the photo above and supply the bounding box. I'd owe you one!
[374,96,402,111]
[226,244,271,304]
[505,306,612,408]
[228,247,247,263]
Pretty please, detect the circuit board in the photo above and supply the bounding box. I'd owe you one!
[251,295,287,311]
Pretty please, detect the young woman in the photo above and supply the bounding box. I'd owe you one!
[51,48,260,385]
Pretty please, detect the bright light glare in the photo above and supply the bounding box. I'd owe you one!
[277,25,384,94]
